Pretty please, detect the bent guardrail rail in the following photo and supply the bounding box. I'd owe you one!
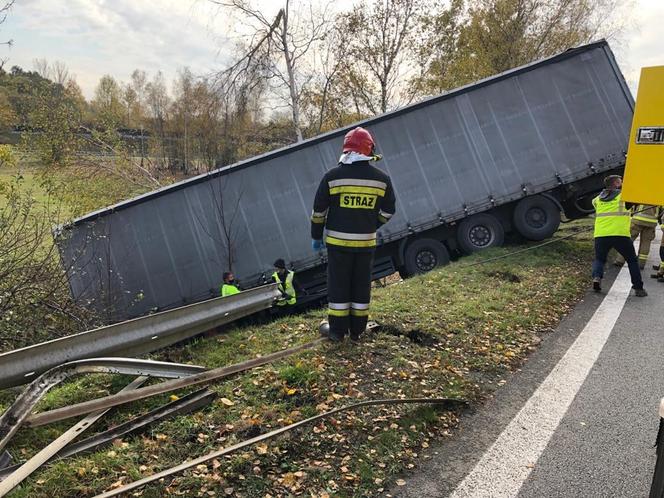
[0,358,206,455]
[0,284,279,389]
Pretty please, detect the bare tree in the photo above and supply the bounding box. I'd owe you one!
[128,69,149,164]
[0,176,92,350]
[33,58,50,79]
[337,0,422,114]
[0,0,14,54]
[145,71,171,170]
[211,0,332,142]
[301,23,354,134]
[212,176,245,273]
[51,61,71,86]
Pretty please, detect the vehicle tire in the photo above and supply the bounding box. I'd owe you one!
[513,195,560,241]
[403,238,450,276]
[457,213,505,253]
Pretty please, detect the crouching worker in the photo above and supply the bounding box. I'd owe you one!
[272,258,299,307]
[220,272,240,297]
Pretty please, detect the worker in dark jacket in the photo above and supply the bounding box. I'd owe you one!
[311,126,396,341]
[220,272,240,297]
[592,175,647,296]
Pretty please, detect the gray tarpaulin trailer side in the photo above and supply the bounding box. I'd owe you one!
[56,40,633,321]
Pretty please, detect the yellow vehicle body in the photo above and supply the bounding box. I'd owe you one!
[622,66,664,205]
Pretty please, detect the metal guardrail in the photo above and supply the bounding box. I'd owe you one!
[0,358,206,455]
[0,284,279,389]
[0,376,148,497]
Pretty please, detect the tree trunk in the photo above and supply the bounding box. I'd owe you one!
[280,5,304,142]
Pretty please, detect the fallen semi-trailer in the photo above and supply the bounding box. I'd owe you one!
[56,40,634,321]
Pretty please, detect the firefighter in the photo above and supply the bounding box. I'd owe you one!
[591,175,647,296]
[311,126,396,341]
[220,272,240,297]
[615,204,661,269]
[272,259,297,306]
[652,221,664,282]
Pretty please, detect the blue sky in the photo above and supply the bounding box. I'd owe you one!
[0,0,661,99]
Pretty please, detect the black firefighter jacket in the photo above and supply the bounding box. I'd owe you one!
[310,160,397,252]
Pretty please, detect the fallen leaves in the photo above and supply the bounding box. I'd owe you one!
[20,226,595,498]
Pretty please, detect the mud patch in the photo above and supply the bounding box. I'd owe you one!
[379,324,438,346]
[484,270,521,283]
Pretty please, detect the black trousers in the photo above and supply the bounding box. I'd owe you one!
[593,236,643,289]
[327,249,374,338]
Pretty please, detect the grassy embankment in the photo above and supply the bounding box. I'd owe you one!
[0,219,594,498]
[0,163,155,351]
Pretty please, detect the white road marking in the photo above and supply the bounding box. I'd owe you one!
[450,261,636,497]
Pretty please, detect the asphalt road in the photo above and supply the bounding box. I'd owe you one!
[392,236,664,498]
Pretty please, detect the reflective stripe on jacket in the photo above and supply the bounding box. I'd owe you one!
[311,161,396,252]
[632,204,661,226]
[593,192,630,237]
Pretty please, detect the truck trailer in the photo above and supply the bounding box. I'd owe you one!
[56,40,634,321]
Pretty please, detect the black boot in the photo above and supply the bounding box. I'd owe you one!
[593,278,602,292]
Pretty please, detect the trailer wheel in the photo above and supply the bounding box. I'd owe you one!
[513,195,560,241]
[457,214,504,253]
[402,238,450,277]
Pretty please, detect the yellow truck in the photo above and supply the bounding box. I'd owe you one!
[622,66,664,205]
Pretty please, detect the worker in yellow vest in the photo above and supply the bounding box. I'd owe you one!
[272,259,297,306]
[220,272,240,297]
[592,175,647,296]
[615,204,662,269]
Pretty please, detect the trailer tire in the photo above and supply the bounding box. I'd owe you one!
[402,238,450,277]
[457,214,504,253]
[513,195,560,241]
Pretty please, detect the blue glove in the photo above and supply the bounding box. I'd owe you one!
[312,239,325,251]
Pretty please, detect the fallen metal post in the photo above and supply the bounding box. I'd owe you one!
[0,358,205,454]
[0,389,215,482]
[0,284,279,389]
[94,397,468,498]
[26,339,325,428]
[0,377,148,497]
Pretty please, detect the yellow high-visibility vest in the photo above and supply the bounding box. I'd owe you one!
[273,270,296,306]
[593,192,630,237]
[221,283,240,297]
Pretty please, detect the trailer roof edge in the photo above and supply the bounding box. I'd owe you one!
[62,39,615,229]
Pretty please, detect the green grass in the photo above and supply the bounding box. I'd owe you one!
[0,166,58,204]
[1,220,594,497]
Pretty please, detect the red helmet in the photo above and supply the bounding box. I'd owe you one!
[343,127,375,156]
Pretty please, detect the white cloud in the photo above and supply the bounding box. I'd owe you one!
[0,0,661,99]
[608,0,664,95]
[1,0,235,97]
